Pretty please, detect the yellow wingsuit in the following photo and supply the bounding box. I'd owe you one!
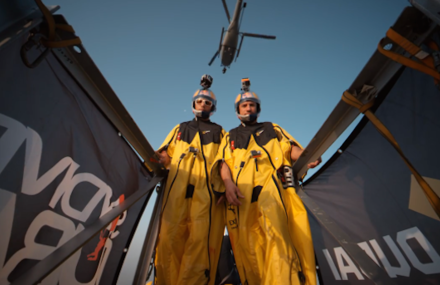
[211,122,316,285]
[155,119,225,285]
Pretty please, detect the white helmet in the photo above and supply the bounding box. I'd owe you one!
[192,89,217,119]
[234,91,261,122]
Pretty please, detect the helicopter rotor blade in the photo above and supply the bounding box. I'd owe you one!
[219,27,224,52]
[209,27,224,66]
[242,32,276,40]
[222,0,231,23]
[208,50,220,66]
[238,2,246,31]
[235,35,244,62]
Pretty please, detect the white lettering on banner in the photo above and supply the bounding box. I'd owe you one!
[370,236,410,277]
[22,127,114,223]
[0,114,27,175]
[56,234,113,285]
[49,167,113,223]
[22,127,73,196]
[334,247,364,280]
[357,241,380,277]
[397,227,440,274]
[0,114,128,284]
[357,242,380,266]
[0,210,83,284]
[322,249,341,280]
[0,190,16,273]
[322,227,440,281]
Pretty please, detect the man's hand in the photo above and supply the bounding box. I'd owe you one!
[307,157,322,169]
[156,150,171,168]
[224,179,244,206]
[291,146,322,169]
[219,162,245,206]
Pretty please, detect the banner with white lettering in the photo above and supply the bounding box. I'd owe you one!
[304,67,440,284]
[0,34,152,284]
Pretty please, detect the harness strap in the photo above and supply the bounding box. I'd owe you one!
[378,28,440,84]
[342,91,440,219]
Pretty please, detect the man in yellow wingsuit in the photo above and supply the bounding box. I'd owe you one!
[211,78,321,285]
[154,75,225,285]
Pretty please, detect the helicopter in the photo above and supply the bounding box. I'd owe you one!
[208,0,276,73]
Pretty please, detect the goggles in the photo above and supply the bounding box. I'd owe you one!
[195,98,213,106]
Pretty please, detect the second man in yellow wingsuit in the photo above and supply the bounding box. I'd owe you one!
[211,78,321,285]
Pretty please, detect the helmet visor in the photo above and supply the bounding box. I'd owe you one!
[195,98,213,106]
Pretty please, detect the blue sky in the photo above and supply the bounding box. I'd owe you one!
[51,0,410,283]
[52,0,410,161]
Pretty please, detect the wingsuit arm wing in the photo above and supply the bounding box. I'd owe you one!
[210,132,233,196]
[273,124,318,285]
[273,123,303,164]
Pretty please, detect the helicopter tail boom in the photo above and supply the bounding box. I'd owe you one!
[235,32,276,62]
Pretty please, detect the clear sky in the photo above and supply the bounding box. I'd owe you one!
[50,0,410,283]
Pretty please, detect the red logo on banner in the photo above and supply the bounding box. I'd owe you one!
[87,194,125,261]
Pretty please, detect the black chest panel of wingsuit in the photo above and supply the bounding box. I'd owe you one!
[229,122,277,149]
[179,119,222,145]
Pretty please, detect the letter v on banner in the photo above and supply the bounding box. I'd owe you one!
[22,127,74,196]
[0,113,27,175]
[0,113,74,196]
[1,113,115,223]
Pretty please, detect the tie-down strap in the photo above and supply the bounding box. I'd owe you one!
[342,90,440,219]
[35,0,82,48]
[378,28,440,83]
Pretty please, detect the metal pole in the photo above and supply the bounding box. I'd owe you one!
[133,178,166,285]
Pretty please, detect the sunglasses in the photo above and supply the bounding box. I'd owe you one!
[195,99,213,106]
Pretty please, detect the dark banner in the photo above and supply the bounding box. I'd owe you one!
[0,34,151,284]
[304,67,440,284]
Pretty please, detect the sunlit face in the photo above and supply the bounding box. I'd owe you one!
[239,100,257,115]
[195,98,212,112]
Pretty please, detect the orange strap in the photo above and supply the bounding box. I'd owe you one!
[35,0,82,48]
[342,91,440,219]
[378,28,440,82]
